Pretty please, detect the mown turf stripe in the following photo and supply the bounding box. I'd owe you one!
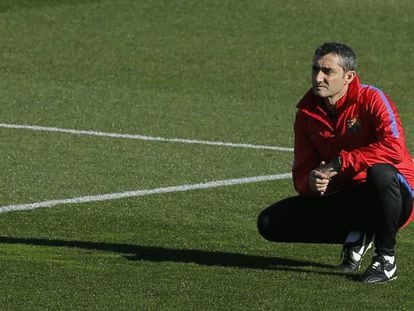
[0,123,293,152]
[0,173,291,213]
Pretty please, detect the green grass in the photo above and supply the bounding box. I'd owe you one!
[1,0,414,310]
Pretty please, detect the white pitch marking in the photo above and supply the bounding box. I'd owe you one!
[0,123,293,152]
[0,173,292,213]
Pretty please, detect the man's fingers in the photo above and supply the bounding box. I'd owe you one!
[313,170,329,179]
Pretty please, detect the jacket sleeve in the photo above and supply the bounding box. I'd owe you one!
[292,111,321,195]
[339,87,405,174]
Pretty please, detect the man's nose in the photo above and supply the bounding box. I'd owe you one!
[314,71,325,83]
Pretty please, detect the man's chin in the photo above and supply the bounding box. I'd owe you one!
[312,88,326,98]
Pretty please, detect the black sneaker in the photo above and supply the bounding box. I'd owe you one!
[361,255,397,284]
[337,233,374,272]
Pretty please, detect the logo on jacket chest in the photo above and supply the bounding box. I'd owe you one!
[346,117,362,133]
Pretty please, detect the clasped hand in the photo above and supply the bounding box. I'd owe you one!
[309,161,339,196]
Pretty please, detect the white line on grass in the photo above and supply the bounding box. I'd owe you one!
[0,123,293,152]
[0,173,291,213]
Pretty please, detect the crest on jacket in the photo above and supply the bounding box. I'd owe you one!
[346,117,361,133]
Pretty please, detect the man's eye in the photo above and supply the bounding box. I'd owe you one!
[312,66,333,75]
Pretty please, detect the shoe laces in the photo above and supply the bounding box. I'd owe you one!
[369,256,386,271]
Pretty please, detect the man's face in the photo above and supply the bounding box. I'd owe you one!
[311,53,350,101]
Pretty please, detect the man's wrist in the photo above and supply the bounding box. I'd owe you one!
[332,156,342,172]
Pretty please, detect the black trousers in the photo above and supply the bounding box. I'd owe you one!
[257,164,413,256]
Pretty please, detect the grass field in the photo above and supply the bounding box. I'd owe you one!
[1,0,414,310]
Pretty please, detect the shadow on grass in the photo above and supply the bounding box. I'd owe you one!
[0,236,358,280]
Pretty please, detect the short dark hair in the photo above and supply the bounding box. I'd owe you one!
[313,42,357,72]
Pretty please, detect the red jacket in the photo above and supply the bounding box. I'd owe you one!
[292,75,414,227]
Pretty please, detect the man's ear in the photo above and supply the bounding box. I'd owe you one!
[344,71,356,85]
